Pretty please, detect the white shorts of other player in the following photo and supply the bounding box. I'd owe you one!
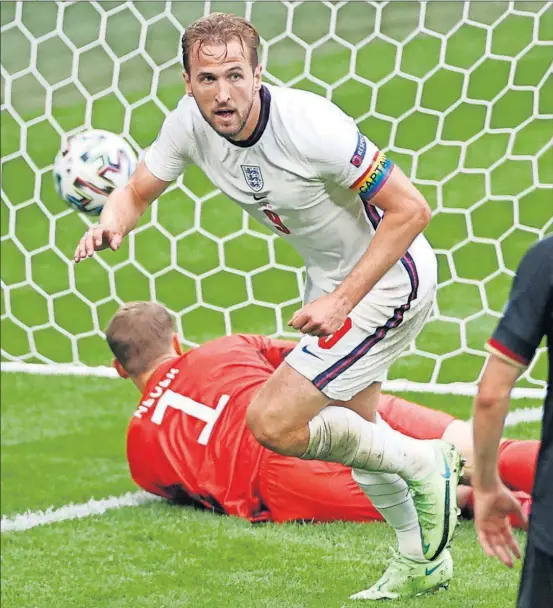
[286,285,435,402]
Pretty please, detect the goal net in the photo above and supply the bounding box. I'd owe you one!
[1,1,551,396]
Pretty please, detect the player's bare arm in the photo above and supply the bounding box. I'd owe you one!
[473,356,522,492]
[473,238,552,573]
[289,166,431,336]
[73,161,169,263]
[472,354,527,568]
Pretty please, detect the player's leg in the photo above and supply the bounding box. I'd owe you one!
[260,450,478,527]
[252,376,460,564]
[247,360,457,565]
[250,371,450,560]
[258,451,384,523]
[517,533,553,608]
[337,386,433,560]
[378,393,540,493]
[248,289,462,568]
[497,439,539,495]
[247,360,448,488]
[252,377,434,561]
[442,420,539,492]
[377,393,456,440]
[293,289,460,599]
[246,359,328,456]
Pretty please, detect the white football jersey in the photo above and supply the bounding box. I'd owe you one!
[144,84,437,329]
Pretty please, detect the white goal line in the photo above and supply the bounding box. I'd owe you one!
[1,491,161,534]
[1,361,547,400]
[0,403,543,534]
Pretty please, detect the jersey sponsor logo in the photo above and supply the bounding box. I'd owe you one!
[351,151,394,201]
[241,165,264,192]
[350,131,367,167]
[253,193,267,201]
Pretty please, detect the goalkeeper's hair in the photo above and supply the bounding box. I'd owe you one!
[181,12,260,73]
[106,302,174,376]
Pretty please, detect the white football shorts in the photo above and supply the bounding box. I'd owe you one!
[285,286,435,402]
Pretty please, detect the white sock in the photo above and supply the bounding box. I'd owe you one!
[352,468,425,561]
[302,406,435,481]
[353,415,427,560]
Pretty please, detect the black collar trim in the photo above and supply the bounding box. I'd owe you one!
[225,85,271,148]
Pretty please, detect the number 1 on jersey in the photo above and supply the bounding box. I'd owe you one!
[151,390,230,445]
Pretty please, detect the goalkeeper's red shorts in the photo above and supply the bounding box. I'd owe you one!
[259,395,455,523]
[259,454,383,523]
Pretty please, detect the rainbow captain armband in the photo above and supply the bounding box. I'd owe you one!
[350,151,394,202]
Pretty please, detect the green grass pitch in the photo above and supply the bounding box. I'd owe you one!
[1,2,551,607]
[1,373,543,607]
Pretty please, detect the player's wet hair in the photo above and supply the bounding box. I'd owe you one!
[106,302,174,376]
[181,12,260,73]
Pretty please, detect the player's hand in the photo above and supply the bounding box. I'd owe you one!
[473,482,527,568]
[73,223,123,263]
[288,293,351,336]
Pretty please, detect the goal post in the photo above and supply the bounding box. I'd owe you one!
[1,1,551,396]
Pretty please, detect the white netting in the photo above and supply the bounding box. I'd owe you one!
[1,1,551,392]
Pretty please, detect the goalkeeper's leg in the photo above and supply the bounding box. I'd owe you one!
[258,452,385,524]
[378,393,540,494]
[441,420,539,492]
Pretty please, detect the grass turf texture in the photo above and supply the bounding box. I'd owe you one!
[2,514,527,608]
[1,2,551,390]
[1,372,542,607]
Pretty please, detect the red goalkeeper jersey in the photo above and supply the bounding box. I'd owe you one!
[126,334,294,522]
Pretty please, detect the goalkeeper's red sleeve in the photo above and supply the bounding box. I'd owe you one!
[235,335,297,369]
[261,338,297,369]
[377,394,455,439]
[498,439,540,494]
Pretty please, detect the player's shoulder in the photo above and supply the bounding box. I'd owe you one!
[267,84,358,161]
[518,236,553,276]
[185,334,264,362]
[269,84,338,113]
[269,84,352,132]
[528,235,553,257]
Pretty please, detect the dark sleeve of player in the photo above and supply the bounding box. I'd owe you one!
[487,237,553,366]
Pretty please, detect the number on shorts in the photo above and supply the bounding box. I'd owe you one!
[263,209,291,234]
[151,389,230,445]
[318,317,353,350]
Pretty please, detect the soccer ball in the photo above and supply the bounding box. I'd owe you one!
[53,129,137,215]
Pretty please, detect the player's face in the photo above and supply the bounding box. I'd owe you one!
[184,38,262,139]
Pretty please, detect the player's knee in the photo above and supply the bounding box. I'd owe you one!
[246,403,278,443]
[246,401,290,452]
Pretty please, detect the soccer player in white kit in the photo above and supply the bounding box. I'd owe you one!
[74,13,462,600]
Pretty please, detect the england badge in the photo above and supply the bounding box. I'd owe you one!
[241,165,264,192]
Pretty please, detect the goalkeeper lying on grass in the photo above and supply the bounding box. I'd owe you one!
[106,301,536,599]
